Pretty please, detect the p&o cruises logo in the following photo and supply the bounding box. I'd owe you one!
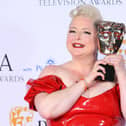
[0,53,56,83]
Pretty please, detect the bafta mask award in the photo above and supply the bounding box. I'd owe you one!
[95,21,125,82]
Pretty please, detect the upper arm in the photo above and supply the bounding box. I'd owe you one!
[35,65,57,102]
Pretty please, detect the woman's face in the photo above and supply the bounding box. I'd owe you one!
[67,16,97,58]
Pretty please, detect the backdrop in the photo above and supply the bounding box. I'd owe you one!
[0,0,126,126]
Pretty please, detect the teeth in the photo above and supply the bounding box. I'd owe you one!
[74,44,81,47]
[73,43,84,47]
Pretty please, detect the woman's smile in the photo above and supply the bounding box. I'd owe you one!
[72,42,85,48]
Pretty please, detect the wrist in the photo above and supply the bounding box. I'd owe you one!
[116,70,126,81]
[80,79,89,91]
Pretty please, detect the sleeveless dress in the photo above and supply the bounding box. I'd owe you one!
[24,75,125,126]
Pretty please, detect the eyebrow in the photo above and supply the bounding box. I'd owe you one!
[69,26,90,30]
[82,28,90,30]
[69,26,77,29]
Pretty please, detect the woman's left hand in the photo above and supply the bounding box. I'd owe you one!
[104,54,126,74]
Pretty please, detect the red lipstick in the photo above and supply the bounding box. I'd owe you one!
[72,43,85,48]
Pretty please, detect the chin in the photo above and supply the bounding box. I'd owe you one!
[71,52,96,59]
[71,53,86,58]
[69,51,83,56]
[68,48,96,58]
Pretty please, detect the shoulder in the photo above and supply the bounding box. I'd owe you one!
[38,62,77,87]
[39,61,72,78]
[38,65,59,78]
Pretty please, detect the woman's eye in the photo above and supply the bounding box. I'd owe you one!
[84,31,91,35]
[69,30,76,33]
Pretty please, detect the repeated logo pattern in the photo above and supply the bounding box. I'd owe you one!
[10,106,33,126]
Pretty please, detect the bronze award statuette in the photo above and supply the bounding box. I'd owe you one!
[95,21,125,82]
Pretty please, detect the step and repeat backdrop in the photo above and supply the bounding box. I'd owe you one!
[0,0,126,126]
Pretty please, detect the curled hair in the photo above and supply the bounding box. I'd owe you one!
[70,4,102,23]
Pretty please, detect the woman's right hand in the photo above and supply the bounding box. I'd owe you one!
[84,59,107,88]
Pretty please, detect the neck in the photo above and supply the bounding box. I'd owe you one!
[71,55,96,77]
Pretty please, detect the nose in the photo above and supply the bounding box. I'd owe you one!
[76,32,81,40]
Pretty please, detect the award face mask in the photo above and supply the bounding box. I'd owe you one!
[96,21,125,55]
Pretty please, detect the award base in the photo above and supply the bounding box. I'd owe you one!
[95,64,115,82]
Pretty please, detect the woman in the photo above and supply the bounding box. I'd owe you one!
[24,5,126,126]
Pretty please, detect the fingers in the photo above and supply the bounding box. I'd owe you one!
[97,65,106,74]
[86,60,106,84]
[104,54,124,63]
[95,63,106,81]
[94,60,106,74]
[104,54,125,68]
[94,59,107,66]
[96,71,105,80]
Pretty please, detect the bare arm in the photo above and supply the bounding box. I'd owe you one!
[105,55,126,120]
[117,69,126,120]
[35,80,85,119]
[35,65,87,119]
